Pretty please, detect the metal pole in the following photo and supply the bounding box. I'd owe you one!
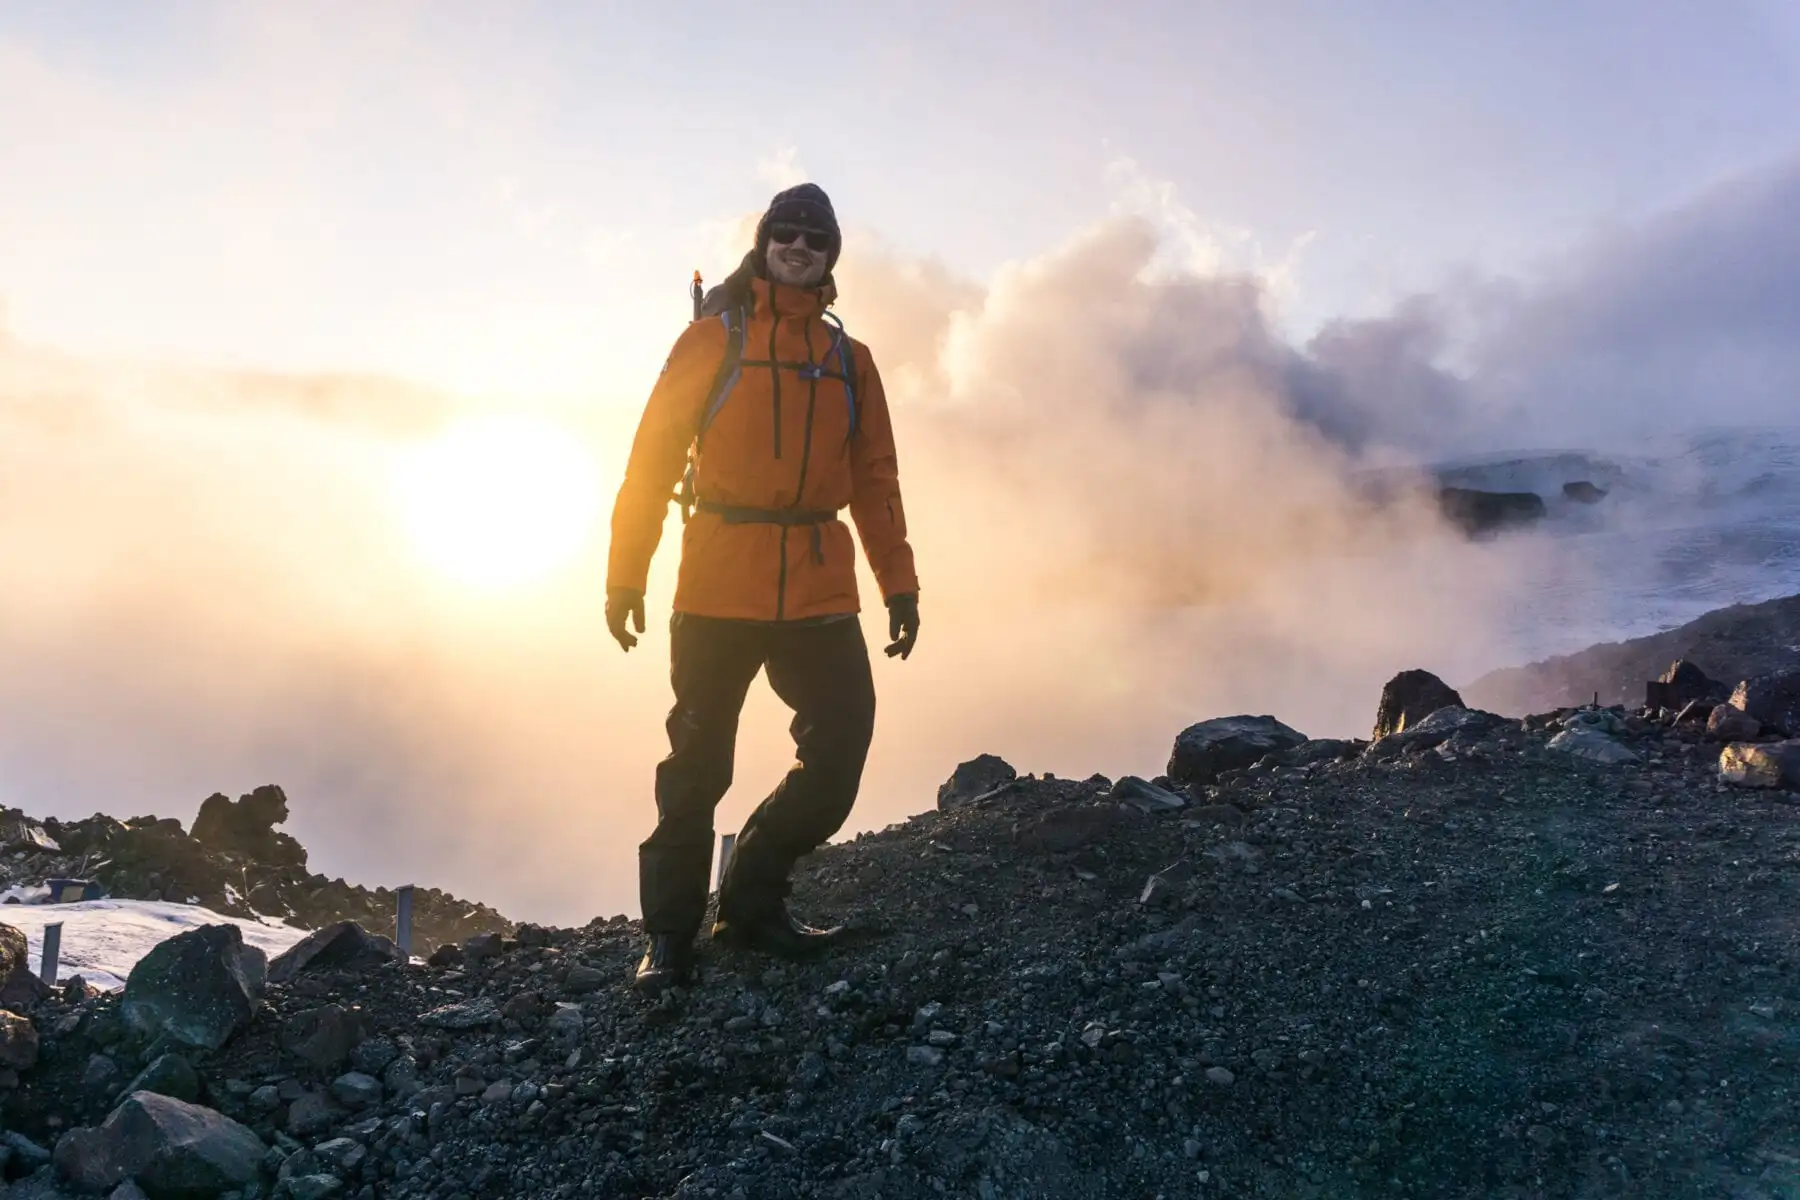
[691,271,705,322]
[40,922,62,985]
[716,833,736,891]
[395,885,414,959]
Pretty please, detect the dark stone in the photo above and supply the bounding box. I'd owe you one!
[190,785,307,869]
[0,1009,39,1070]
[118,1053,201,1105]
[1563,480,1609,503]
[281,1004,364,1073]
[938,755,1018,811]
[1014,806,1125,854]
[1108,776,1186,813]
[267,921,402,985]
[1438,487,1547,536]
[1731,669,1800,736]
[120,925,265,1052]
[52,1092,265,1196]
[1373,671,1466,739]
[0,923,26,983]
[1368,706,1507,755]
[1167,716,1308,786]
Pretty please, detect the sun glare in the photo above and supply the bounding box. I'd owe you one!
[392,415,602,589]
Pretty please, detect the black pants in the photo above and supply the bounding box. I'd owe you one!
[639,613,876,937]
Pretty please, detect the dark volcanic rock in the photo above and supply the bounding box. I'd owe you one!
[1730,668,1800,736]
[1373,670,1466,739]
[937,755,1018,810]
[53,1091,264,1197]
[267,920,403,984]
[190,784,307,869]
[118,1053,201,1105]
[1167,715,1308,785]
[1465,591,1800,713]
[1438,486,1546,536]
[120,925,265,1052]
[1655,659,1723,708]
[280,1004,364,1073]
[0,1007,39,1069]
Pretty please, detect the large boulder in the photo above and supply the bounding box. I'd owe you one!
[1548,728,1641,765]
[118,1054,201,1106]
[937,755,1018,811]
[1730,670,1800,737]
[0,1008,39,1069]
[1647,659,1723,710]
[1168,716,1308,786]
[268,921,402,985]
[1437,487,1546,537]
[190,784,307,869]
[1719,742,1800,789]
[51,1091,265,1197]
[1707,704,1762,741]
[1368,706,1508,757]
[0,921,27,981]
[120,925,265,1052]
[1373,670,1465,739]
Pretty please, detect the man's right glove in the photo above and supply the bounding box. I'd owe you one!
[607,587,646,652]
[884,592,919,660]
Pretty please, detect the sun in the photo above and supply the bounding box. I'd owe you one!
[392,415,602,589]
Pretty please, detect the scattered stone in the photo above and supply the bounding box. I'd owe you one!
[120,924,266,1051]
[427,942,465,969]
[1373,706,1506,753]
[0,922,28,982]
[267,920,402,984]
[1168,716,1308,785]
[329,1070,382,1108]
[420,995,502,1029]
[285,1090,336,1137]
[1110,775,1187,813]
[461,932,504,962]
[280,1004,364,1072]
[1205,1067,1236,1086]
[906,1045,945,1067]
[1373,670,1466,739]
[938,755,1018,811]
[562,963,607,994]
[119,1053,202,1105]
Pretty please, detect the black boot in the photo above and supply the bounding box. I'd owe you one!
[712,901,846,962]
[633,934,695,995]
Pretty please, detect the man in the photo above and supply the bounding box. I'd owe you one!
[605,183,921,994]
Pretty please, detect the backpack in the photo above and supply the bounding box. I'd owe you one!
[673,287,859,523]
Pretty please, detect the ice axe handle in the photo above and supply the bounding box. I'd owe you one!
[691,271,704,322]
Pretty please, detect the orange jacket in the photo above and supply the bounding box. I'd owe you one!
[607,276,918,622]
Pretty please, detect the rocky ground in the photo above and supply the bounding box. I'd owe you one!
[1465,593,1800,713]
[4,665,1800,1198]
[0,790,512,954]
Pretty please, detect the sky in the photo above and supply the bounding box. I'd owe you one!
[3,2,1800,928]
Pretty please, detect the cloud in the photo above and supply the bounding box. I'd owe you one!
[5,152,1799,930]
[756,144,810,192]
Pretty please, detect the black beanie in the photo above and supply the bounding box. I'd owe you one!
[754,183,842,273]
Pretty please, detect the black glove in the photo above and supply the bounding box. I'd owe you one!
[884,592,919,660]
[606,587,646,652]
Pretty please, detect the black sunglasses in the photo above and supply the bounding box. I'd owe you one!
[768,223,833,253]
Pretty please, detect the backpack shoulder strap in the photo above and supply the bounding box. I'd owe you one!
[695,305,748,445]
[821,310,858,440]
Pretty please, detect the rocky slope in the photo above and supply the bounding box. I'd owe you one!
[1465,592,1800,713]
[0,787,511,955]
[3,683,1799,1198]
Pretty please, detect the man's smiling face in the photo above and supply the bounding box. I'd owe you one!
[764,222,831,288]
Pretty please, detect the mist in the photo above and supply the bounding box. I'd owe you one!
[5,156,1798,927]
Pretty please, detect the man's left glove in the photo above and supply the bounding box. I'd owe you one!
[607,587,646,653]
[884,592,919,660]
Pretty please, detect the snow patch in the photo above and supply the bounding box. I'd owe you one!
[0,899,311,991]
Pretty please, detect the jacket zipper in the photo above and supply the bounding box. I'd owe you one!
[778,318,822,622]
